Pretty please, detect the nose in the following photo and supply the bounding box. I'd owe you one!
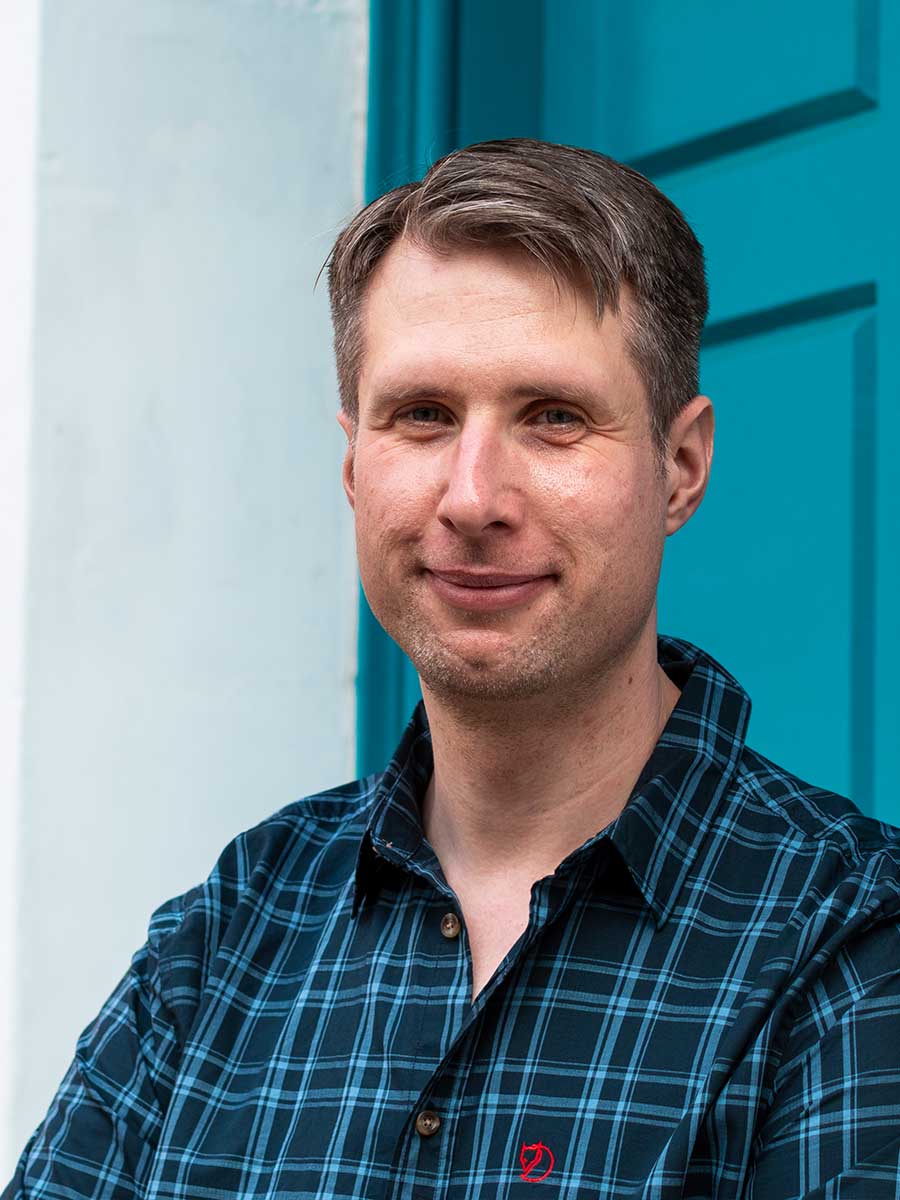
[435,421,524,537]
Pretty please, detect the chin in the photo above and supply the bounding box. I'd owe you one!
[410,633,568,704]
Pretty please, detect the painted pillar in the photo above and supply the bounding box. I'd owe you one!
[6,0,367,1165]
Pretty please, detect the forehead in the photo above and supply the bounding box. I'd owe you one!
[363,238,589,337]
[357,238,639,398]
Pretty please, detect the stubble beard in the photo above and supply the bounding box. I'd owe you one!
[363,551,659,712]
[374,576,598,707]
[404,615,570,703]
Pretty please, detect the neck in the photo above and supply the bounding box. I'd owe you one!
[419,623,681,889]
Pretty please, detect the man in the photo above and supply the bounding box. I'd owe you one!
[6,139,900,1198]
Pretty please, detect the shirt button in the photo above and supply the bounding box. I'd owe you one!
[440,912,461,939]
[415,1109,441,1137]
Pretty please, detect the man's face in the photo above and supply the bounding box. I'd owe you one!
[339,238,693,704]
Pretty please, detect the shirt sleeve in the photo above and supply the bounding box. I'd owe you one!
[746,911,900,1199]
[1,899,188,1200]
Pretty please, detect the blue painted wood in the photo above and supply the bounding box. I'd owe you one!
[359,1,900,826]
[659,310,874,800]
[540,0,898,822]
[543,0,878,174]
[455,0,542,145]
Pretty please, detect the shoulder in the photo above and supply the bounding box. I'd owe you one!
[729,755,900,1119]
[139,772,383,1046]
[698,750,900,1082]
[729,743,900,930]
[734,744,900,860]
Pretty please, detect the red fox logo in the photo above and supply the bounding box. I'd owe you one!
[519,1140,555,1182]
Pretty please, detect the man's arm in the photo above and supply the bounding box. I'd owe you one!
[747,914,900,1199]
[2,900,188,1200]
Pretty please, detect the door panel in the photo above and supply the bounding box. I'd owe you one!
[661,312,874,799]
[670,125,882,322]
[543,0,877,173]
[539,0,897,819]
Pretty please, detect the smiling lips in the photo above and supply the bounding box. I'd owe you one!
[424,568,555,612]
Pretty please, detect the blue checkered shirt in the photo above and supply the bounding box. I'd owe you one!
[6,636,900,1199]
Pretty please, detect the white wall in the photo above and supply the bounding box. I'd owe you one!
[0,0,41,1177]
[3,0,367,1170]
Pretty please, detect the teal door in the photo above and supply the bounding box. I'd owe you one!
[361,0,899,826]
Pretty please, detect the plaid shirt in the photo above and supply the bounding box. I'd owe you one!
[6,635,900,1200]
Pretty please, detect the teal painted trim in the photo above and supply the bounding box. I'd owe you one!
[414,2,459,165]
[703,283,877,348]
[629,87,877,179]
[357,0,543,776]
[365,0,459,200]
[855,0,880,100]
[357,0,462,776]
[355,584,418,778]
[850,316,877,813]
[456,0,543,145]
[365,0,416,198]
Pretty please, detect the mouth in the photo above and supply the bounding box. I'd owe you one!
[423,567,556,612]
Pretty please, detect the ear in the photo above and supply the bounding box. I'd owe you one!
[664,395,714,536]
[336,409,356,510]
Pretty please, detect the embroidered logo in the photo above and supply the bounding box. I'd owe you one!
[519,1140,555,1182]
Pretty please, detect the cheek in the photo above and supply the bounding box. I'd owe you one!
[352,446,436,552]
[537,456,664,571]
[532,451,645,524]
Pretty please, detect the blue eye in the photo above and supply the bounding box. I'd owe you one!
[405,406,444,422]
[538,409,580,425]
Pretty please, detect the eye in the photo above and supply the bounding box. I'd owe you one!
[532,407,584,429]
[398,405,449,425]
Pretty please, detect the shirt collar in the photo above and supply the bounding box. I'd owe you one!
[352,707,434,915]
[352,635,751,926]
[608,636,751,927]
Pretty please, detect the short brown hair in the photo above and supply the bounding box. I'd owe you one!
[326,138,708,459]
